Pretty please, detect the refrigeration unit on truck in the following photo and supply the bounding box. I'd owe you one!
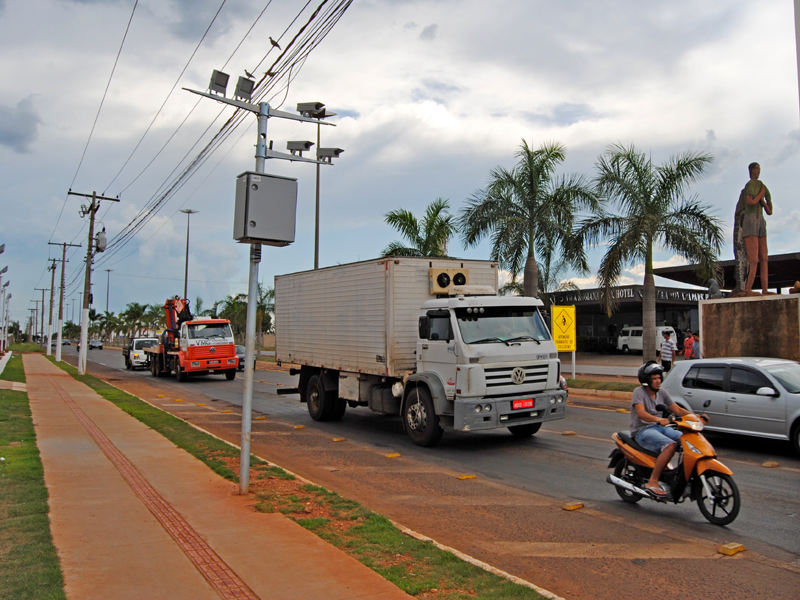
[144,298,238,381]
[275,257,567,447]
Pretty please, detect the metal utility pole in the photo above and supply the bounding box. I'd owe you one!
[180,209,198,299]
[46,260,57,356]
[28,307,37,342]
[3,292,10,351]
[68,191,119,374]
[49,242,79,362]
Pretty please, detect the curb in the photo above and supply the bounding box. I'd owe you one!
[570,387,632,400]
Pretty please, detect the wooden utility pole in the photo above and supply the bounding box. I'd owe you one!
[68,190,119,374]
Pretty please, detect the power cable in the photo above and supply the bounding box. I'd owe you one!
[48,0,139,242]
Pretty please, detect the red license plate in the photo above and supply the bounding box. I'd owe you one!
[512,399,534,410]
[208,360,220,365]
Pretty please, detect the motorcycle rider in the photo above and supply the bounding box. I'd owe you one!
[630,361,691,497]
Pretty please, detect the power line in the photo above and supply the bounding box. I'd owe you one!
[49,0,139,243]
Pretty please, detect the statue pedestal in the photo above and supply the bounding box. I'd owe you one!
[700,295,800,360]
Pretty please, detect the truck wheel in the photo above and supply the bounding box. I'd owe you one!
[125,357,132,370]
[150,358,157,377]
[508,422,542,437]
[331,397,347,421]
[176,362,187,382]
[225,370,236,381]
[307,374,336,421]
[403,386,443,447]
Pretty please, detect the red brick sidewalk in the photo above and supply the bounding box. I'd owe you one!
[24,354,412,600]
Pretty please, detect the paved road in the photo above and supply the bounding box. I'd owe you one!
[64,346,800,598]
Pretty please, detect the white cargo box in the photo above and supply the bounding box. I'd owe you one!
[275,257,499,376]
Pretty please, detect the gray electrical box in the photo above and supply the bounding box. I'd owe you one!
[233,171,297,246]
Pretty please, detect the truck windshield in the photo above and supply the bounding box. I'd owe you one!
[455,306,551,344]
[187,323,233,340]
[134,340,157,350]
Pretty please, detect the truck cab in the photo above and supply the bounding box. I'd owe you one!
[409,294,565,444]
[177,318,238,380]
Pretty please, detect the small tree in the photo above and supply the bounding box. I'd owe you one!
[382,198,457,257]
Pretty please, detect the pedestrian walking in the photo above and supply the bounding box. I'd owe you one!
[683,331,694,360]
[659,330,677,372]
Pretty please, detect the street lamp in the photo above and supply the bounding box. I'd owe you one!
[297,102,342,269]
[105,269,113,313]
[180,209,199,300]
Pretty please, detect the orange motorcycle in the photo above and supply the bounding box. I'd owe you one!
[607,402,740,526]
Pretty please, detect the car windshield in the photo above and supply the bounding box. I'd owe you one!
[236,345,245,354]
[764,362,800,394]
[187,323,233,339]
[455,306,550,345]
[134,340,157,350]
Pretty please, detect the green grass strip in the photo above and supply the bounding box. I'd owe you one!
[8,343,44,354]
[566,378,637,392]
[0,356,66,600]
[48,357,546,600]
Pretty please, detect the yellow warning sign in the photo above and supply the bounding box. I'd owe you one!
[551,305,576,352]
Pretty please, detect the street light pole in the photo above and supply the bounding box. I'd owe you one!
[46,260,56,356]
[180,209,198,300]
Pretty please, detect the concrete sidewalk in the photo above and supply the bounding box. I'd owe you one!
[23,353,412,600]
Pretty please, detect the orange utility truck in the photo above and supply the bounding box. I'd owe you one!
[145,298,238,381]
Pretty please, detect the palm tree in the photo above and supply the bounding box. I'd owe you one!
[143,304,164,335]
[256,284,274,358]
[381,198,457,257]
[500,241,580,308]
[219,294,248,342]
[460,140,599,297]
[575,143,723,361]
[121,302,149,338]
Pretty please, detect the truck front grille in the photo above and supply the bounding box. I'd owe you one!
[483,365,548,397]
[190,346,234,359]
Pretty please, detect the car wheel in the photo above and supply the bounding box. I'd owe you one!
[791,421,800,456]
[403,386,443,447]
[622,345,630,354]
[125,357,132,370]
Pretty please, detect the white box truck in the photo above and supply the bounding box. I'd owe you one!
[275,257,567,446]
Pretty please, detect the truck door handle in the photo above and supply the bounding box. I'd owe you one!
[728,396,737,402]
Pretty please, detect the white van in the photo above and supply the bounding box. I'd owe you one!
[617,326,676,354]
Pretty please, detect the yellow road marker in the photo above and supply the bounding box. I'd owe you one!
[386,453,401,458]
[562,431,576,436]
[762,461,779,468]
[562,501,584,511]
[457,474,477,480]
[156,394,165,398]
[174,399,183,402]
[616,408,627,413]
[255,416,267,420]
[222,410,233,413]
[332,437,346,442]
[718,542,745,556]
[294,425,306,429]
[196,403,206,407]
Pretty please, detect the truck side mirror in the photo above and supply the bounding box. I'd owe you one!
[418,316,430,339]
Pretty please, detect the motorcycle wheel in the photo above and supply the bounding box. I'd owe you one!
[614,459,643,504]
[693,471,740,526]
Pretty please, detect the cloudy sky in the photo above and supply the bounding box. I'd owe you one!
[1,0,799,325]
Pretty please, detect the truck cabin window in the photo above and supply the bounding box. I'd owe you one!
[187,323,233,340]
[455,306,551,345]
[134,340,157,350]
[424,310,453,341]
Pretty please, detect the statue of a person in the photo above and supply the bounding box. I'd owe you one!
[707,279,723,299]
[740,162,772,294]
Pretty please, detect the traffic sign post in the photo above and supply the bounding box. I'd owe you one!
[552,305,576,379]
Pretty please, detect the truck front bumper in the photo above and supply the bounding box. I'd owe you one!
[453,390,567,432]
[186,358,239,372]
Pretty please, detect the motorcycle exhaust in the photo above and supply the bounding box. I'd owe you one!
[607,473,650,497]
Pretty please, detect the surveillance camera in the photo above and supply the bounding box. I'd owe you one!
[296,101,325,115]
[287,141,315,152]
[317,147,344,158]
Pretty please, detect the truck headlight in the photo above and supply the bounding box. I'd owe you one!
[483,404,492,412]
[133,353,140,358]
[474,404,482,413]
[191,361,200,367]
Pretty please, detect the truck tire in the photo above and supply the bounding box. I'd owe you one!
[331,397,347,421]
[403,386,443,447]
[508,422,542,437]
[225,369,236,381]
[622,345,630,354]
[150,358,157,377]
[307,374,336,421]
[125,356,132,370]
[176,362,187,382]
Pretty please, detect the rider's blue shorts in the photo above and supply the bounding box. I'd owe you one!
[634,424,682,453]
